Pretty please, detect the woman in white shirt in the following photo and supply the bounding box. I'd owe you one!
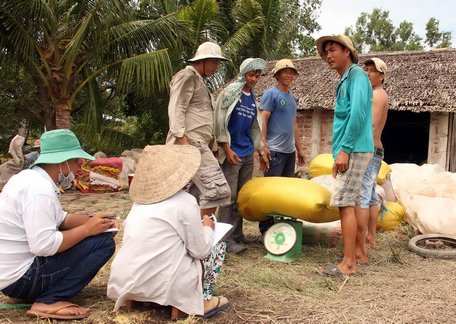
[107,144,230,318]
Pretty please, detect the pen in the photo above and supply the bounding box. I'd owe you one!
[202,215,217,223]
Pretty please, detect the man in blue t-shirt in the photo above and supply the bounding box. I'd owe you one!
[258,59,305,234]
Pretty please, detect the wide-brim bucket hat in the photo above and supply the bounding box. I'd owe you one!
[30,129,94,168]
[272,59,299,76]
[129,144,201,204]
[188,41,229,62]
[316,34,359,64]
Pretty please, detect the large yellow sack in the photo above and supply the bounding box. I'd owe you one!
[377,161,392,185]
[308,153,392,184]
[308,153,333,179]
[377,201,408,231]
[237,177,339,223]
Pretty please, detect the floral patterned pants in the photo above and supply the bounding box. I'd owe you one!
[202,242,226,300]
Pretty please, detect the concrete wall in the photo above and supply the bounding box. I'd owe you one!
[427,112,449,169]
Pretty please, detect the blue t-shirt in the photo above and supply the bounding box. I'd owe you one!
[332,64,374,158]
[228,91,257,157]
[260,86,297,153]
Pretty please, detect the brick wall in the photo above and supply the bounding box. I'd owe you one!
[296,109,334,165]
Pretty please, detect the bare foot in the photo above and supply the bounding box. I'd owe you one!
[354,252,369,265]
[366,237,377,249]
[30,301,90,317]
[337,261,357,275]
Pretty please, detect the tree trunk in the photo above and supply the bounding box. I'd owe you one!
[54,102,71,129]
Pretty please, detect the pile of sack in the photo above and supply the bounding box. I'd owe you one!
[389,163,456,235]
[307,153,407,231]
[74,149,141,193]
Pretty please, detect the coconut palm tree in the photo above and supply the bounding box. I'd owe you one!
[0,0,178,133]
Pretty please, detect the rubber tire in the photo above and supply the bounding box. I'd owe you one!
[408,234,456,259]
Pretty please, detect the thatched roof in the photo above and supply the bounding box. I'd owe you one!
[251,49,456,113]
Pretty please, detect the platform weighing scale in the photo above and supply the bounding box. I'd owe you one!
[263,214,303,262]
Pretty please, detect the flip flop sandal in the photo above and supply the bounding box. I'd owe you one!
[26,303,89,320]
[201,297,230,319]
[319,264,346,277]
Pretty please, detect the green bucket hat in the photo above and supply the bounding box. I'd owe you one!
[30,129,94,168]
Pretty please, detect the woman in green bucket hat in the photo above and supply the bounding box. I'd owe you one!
[0,129,117,320]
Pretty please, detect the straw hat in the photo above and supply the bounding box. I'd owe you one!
[129,145,201,204]
[30,129,94,168]
[316,35,359,64]
[188,42,228,62]
[272,59,299,76]
[33,139,40,148]
[364,57,388,78]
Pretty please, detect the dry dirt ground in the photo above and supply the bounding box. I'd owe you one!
[1,190,456,324]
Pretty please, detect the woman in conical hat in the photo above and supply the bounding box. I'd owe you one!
[107,144,230,319]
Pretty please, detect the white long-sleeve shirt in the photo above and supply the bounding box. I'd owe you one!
[0,167,66,289]
[107,190,213,315]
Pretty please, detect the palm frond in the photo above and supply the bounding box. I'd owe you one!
[83,72,104,133]
[62,9,98,91]
[0,11,40,66]
[116,49,173,96]
[178,0,225,47]
[1,0,56,28]
[73,122,146,155]
[222,16,265,61]
[100,14,179,60]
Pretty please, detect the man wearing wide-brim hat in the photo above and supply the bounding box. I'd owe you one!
[257,58,305,235]
[0,129,117,320]
[315,35,374,276]
[166,41,231,217]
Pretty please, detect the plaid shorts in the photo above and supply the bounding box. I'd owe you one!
[330,152,373,208]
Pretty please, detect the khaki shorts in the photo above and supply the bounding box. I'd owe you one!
[188,141,231,209]
[330,152,373,208]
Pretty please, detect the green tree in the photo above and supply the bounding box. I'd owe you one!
[345,8,423,53]
[0,64,41,151]
[394,21,423,51]
[239,0,321,59]
[0,0,177,134]
[425,17,452,48]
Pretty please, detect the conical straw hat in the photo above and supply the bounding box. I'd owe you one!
[129,144,201,204]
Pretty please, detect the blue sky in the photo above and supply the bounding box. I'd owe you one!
[313,0,455,47]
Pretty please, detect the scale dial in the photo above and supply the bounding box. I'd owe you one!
[264,222,297,255]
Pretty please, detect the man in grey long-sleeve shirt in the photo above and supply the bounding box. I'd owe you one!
[166,42,231,217]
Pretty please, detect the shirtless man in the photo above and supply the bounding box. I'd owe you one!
[360,58,389,250]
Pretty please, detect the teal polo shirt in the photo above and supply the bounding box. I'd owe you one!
[332,64,374,158]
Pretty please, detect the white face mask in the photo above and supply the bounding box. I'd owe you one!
[57,161,75,191]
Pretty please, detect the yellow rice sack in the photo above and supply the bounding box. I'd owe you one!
[308,153,333,179]
[308,153,392,185]
[377,161,392,185]
[237,177,339,223]
[377,201,408,231]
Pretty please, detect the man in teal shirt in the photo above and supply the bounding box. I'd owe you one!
[316,35,374,276]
